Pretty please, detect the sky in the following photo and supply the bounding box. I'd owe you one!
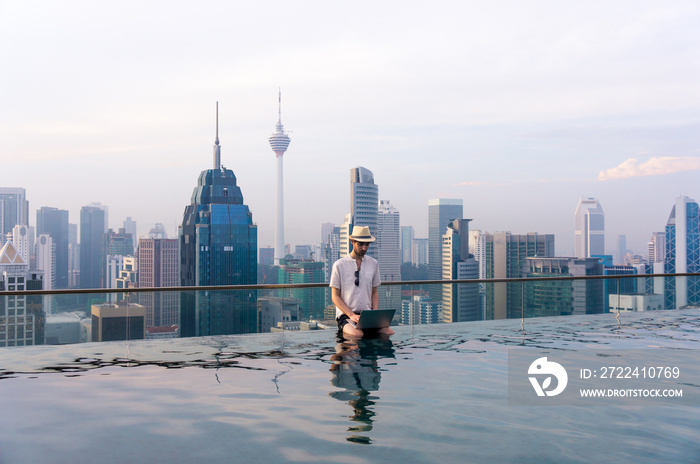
[1,1,699,256]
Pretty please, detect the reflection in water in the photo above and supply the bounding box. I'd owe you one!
[328,336,395,445]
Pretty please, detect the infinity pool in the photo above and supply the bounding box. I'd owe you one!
[1,309,699,463]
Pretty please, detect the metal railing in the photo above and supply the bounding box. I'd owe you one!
[1,272,695,296]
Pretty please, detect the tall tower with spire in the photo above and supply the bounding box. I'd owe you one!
[268,90,291,264]
[179,103,258,337]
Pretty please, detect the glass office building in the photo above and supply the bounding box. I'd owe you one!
[180,165,258,337]
[664,196,700,309]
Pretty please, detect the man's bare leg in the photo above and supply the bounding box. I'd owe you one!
[377,326,395,336]
[342,324,364,338]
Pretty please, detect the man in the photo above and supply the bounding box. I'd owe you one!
[330,225,395,337]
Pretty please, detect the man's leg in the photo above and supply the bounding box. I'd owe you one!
[337,314,364,338]
[342,324,364,338]
[377,326,395,336]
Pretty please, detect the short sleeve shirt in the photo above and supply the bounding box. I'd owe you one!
[329,254,381,319]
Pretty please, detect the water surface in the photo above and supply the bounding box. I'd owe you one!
[1,309,699,463]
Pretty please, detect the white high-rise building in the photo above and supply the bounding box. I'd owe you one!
[36,234,55,314]
[339,213,352,256]
[105,255,125,303]
[648,232,665,264]
[12,224,32,264]
[36,234,55,289]
[574,197,604,258]
[469,230,489,281]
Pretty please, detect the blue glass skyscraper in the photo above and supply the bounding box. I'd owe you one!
[179,103,258,336]
[664,196,700,309]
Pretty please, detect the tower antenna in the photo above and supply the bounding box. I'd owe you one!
[269,89,291,265]
[213,101,221,170]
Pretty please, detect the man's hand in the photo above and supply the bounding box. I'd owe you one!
[349,312,360,323]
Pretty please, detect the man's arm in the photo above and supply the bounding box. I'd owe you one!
[332,287,360,323]
[371,286,379,310]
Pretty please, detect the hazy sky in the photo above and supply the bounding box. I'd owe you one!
[2,1,699,256]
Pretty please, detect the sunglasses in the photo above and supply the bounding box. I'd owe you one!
[355,270,360,286]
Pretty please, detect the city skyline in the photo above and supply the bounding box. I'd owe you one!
[2,2,699,255]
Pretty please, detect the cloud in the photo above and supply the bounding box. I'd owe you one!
[457,181,488,186]
[598,157,700,181]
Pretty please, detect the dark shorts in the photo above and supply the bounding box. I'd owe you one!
[336,313,352,330]
[337,313,379,335]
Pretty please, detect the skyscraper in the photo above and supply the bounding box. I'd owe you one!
[0,188,29,242]
[400,225,414,264]
[350,167,378,258]
[138,238,179,329]
[104,229,133,298]
[574,197,604,258]
[428,198,463,299]
[664,196,700,309]
[617,235,627,265]
[377,200,401,312]
[377,201,401,281]
[12,224,31,264]
[322,226,341,282]
[179,103,258,337]
[268,91,291,265]
[87,202,109,231]
[37,207,69,289]
[35,233,55,315]
[0,241,44,347]
[648,232,665,264]
[412,238,428,266]
[104,228,134,257]
[80,205,106,289]
[442,219,479,322]
[401,295,442,325]
[339,213,352,256]
[123,217,137,253]
[36,234,55,290]
[486,232,555,320]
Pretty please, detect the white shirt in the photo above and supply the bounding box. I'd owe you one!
[329,254,381,319]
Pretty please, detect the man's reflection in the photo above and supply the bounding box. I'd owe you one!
[329,336,395,444]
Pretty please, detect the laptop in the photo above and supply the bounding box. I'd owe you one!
[352,309,396,330]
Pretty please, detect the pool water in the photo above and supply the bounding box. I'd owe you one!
[1,309,699,463]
